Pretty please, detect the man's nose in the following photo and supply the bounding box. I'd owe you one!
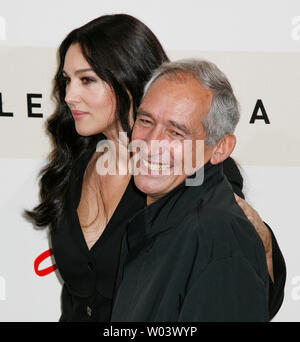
[145,127,166,156]
[65,81,81,105]
[145,126,164,143]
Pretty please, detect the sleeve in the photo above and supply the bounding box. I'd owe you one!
[265,223,287,320]
[178,256,269,322]
[223,157,245,199]
[111,231,129,309]
[223,157,287,320]
[59,284,73,322]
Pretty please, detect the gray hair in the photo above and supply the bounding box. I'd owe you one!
[143,59,240,146]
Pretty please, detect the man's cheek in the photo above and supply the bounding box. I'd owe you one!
[172,143,185,175]
[182,139,205,175]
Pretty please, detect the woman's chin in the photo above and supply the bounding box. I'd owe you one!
[74,122,99,137]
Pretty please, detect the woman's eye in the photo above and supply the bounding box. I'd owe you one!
[81,77,95,84]
[62,76,70,85]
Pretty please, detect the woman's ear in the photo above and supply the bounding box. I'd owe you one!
[210,134,236,165]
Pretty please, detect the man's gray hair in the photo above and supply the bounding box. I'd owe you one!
[143,59,240,146]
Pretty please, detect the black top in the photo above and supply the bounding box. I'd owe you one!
[51,147,286,322]
[111,162,269,321]
[51,145,145,322]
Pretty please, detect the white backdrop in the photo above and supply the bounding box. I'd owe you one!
[0,0,299,322]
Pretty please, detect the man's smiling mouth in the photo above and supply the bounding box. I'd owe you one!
[142,159,171,171]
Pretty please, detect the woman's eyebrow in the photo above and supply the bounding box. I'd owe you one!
[75,68,94,75]
[62,68,94,76]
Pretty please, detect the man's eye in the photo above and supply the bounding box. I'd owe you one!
[171,130,184,138]
[138,118,152,125]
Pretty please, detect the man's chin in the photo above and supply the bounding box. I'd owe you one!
[133,173,187,199]
[134,174,166,195]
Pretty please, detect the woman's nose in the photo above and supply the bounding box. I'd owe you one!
[65,81,81,105]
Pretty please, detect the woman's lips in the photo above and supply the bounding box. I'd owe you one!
[71,110,89,120]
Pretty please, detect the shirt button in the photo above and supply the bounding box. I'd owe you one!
[87,305,92,317]
[87,262,93,271]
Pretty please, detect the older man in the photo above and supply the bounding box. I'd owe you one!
[111,59,269,322]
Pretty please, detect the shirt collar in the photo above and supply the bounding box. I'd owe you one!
[126,161,224,249]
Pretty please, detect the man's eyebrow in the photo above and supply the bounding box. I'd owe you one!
[136,109,153,118]
[167,120,191,135]
[62,68,94,76]
[137,110,191,134]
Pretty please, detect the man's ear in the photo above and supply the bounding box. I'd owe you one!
[210,134,236,165]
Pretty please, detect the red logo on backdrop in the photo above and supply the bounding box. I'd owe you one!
[34,249,57,277]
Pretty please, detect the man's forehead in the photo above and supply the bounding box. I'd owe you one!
[151,71,211,92]
[147,73,212,99]
[141,74,213,117]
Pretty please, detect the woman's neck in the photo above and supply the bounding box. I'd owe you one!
[98,127,130,177]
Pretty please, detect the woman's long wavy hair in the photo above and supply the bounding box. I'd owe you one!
[25,14,169,231]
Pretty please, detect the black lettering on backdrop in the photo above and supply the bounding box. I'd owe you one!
[0,93,13,117]
[250,99,270,124]
[27,93,43,118]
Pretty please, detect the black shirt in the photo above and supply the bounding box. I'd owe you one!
[51,148,145,322]
[51,150,286,322]
[111,162,269,321]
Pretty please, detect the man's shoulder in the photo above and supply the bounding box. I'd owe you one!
[197,201,260,244]
[180,199,265,264]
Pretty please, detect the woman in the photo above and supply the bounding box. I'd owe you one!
[25,14,285,322]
